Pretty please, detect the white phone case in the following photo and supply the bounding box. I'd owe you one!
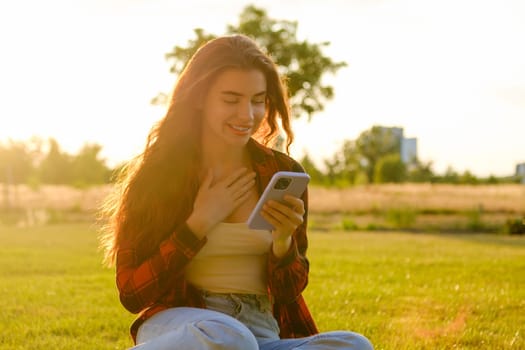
[247,171,310,230]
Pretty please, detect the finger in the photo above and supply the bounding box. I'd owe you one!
[260,208,284,228]
[282,195,305,215]
[266,199,300,217]
[202,169,213,188]
[263,203,303,226]
[220,167,249,187]
[230,171,256,190]
[261,207,301,233]
[234,186,253,206]
[230,172,256,193]
[232,178,256,199]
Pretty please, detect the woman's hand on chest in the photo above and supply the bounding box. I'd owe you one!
[186,168,256,238]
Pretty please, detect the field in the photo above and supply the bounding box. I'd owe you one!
[1,223,524,349]
[2,184,524,232]
[4,184,524,214]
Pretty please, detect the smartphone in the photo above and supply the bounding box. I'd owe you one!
[247,171,310,230]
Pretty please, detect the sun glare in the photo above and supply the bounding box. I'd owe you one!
[0,0,524,176]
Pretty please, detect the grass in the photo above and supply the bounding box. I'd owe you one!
[1,224,524,349]
[305,232,525,349]
[0,224,135,350]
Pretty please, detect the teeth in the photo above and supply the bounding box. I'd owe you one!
[230,124,250,131]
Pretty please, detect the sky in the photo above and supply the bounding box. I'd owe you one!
[1,0,524,177]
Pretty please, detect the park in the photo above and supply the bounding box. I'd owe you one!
[1,2,525,349]
[0,184,524,349]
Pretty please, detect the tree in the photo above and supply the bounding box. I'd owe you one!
[0,140,35,185]
[407,159,435,183]
[70,143,111,186]
[374,153,406,183]
[299,153,324,185]
[321,139,362,186]
[439,166,459,183]
[459,170,479,185]
[356,126,401,182]
[323,157,341,186]
[153,5,346,119]
[339,140,362,185]
[0,139,37,210]
[38,138,72,184]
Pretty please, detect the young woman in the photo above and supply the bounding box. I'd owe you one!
[100,34,373,350]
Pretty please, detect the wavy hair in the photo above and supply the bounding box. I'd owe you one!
[99,34,294,265]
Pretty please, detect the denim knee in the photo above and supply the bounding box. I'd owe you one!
[192,318,259,350]
[314,330,374,350]
[133,307,259,350]
[349,332,374,350]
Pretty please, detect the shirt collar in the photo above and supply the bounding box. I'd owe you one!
[247,138,280,193]
[247,137,274,162]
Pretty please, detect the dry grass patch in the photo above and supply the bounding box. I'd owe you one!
[3,183,523,214]
[309,184,525,214]
[2,184,112,211]
[2,184,524,231]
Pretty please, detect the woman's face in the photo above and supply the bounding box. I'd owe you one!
[201,68,267,149]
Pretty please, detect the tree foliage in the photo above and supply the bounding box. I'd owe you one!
[299,153,324,185]
[355,126,401,182]
[374,153,406,183]
[0,138,111,187]
[299,126,411,186]
[38,139,72,185]
[0,139,35,185]
[154,5,347,119]
[70,144,111,186]
[406,160,435,183]
[0,132,509,187]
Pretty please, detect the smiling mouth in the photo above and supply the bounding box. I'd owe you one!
[228,124,252,132]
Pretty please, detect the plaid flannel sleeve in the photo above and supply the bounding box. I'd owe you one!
[115,223,207,313]
[266,187,310,303]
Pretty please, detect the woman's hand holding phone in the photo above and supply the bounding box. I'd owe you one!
[261,195,305,258]
[246,171,309,258]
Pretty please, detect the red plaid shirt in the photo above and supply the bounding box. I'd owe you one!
[116,138,319,343]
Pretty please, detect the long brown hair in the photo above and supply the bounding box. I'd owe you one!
[99,34,294,266]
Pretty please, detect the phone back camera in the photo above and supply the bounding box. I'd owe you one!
[274,177,291,190]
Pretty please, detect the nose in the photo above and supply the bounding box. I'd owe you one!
[237,101,254,123]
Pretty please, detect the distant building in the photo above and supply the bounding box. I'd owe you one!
[385,126,404,140]
[516,162,525,184]
[401,138,418,164]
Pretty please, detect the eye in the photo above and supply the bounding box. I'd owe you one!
[223,99,239,104]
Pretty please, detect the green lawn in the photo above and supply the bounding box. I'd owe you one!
[0,224,523,349]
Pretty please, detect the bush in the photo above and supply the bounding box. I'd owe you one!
[385,208,417,229]
[503,217,525,235]
[466,207,484,232]
[341,218,358,231]
[374,153,406,183]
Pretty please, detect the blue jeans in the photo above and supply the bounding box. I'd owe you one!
[131,293,373,349]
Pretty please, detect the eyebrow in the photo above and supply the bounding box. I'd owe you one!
[220,90,266,97]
